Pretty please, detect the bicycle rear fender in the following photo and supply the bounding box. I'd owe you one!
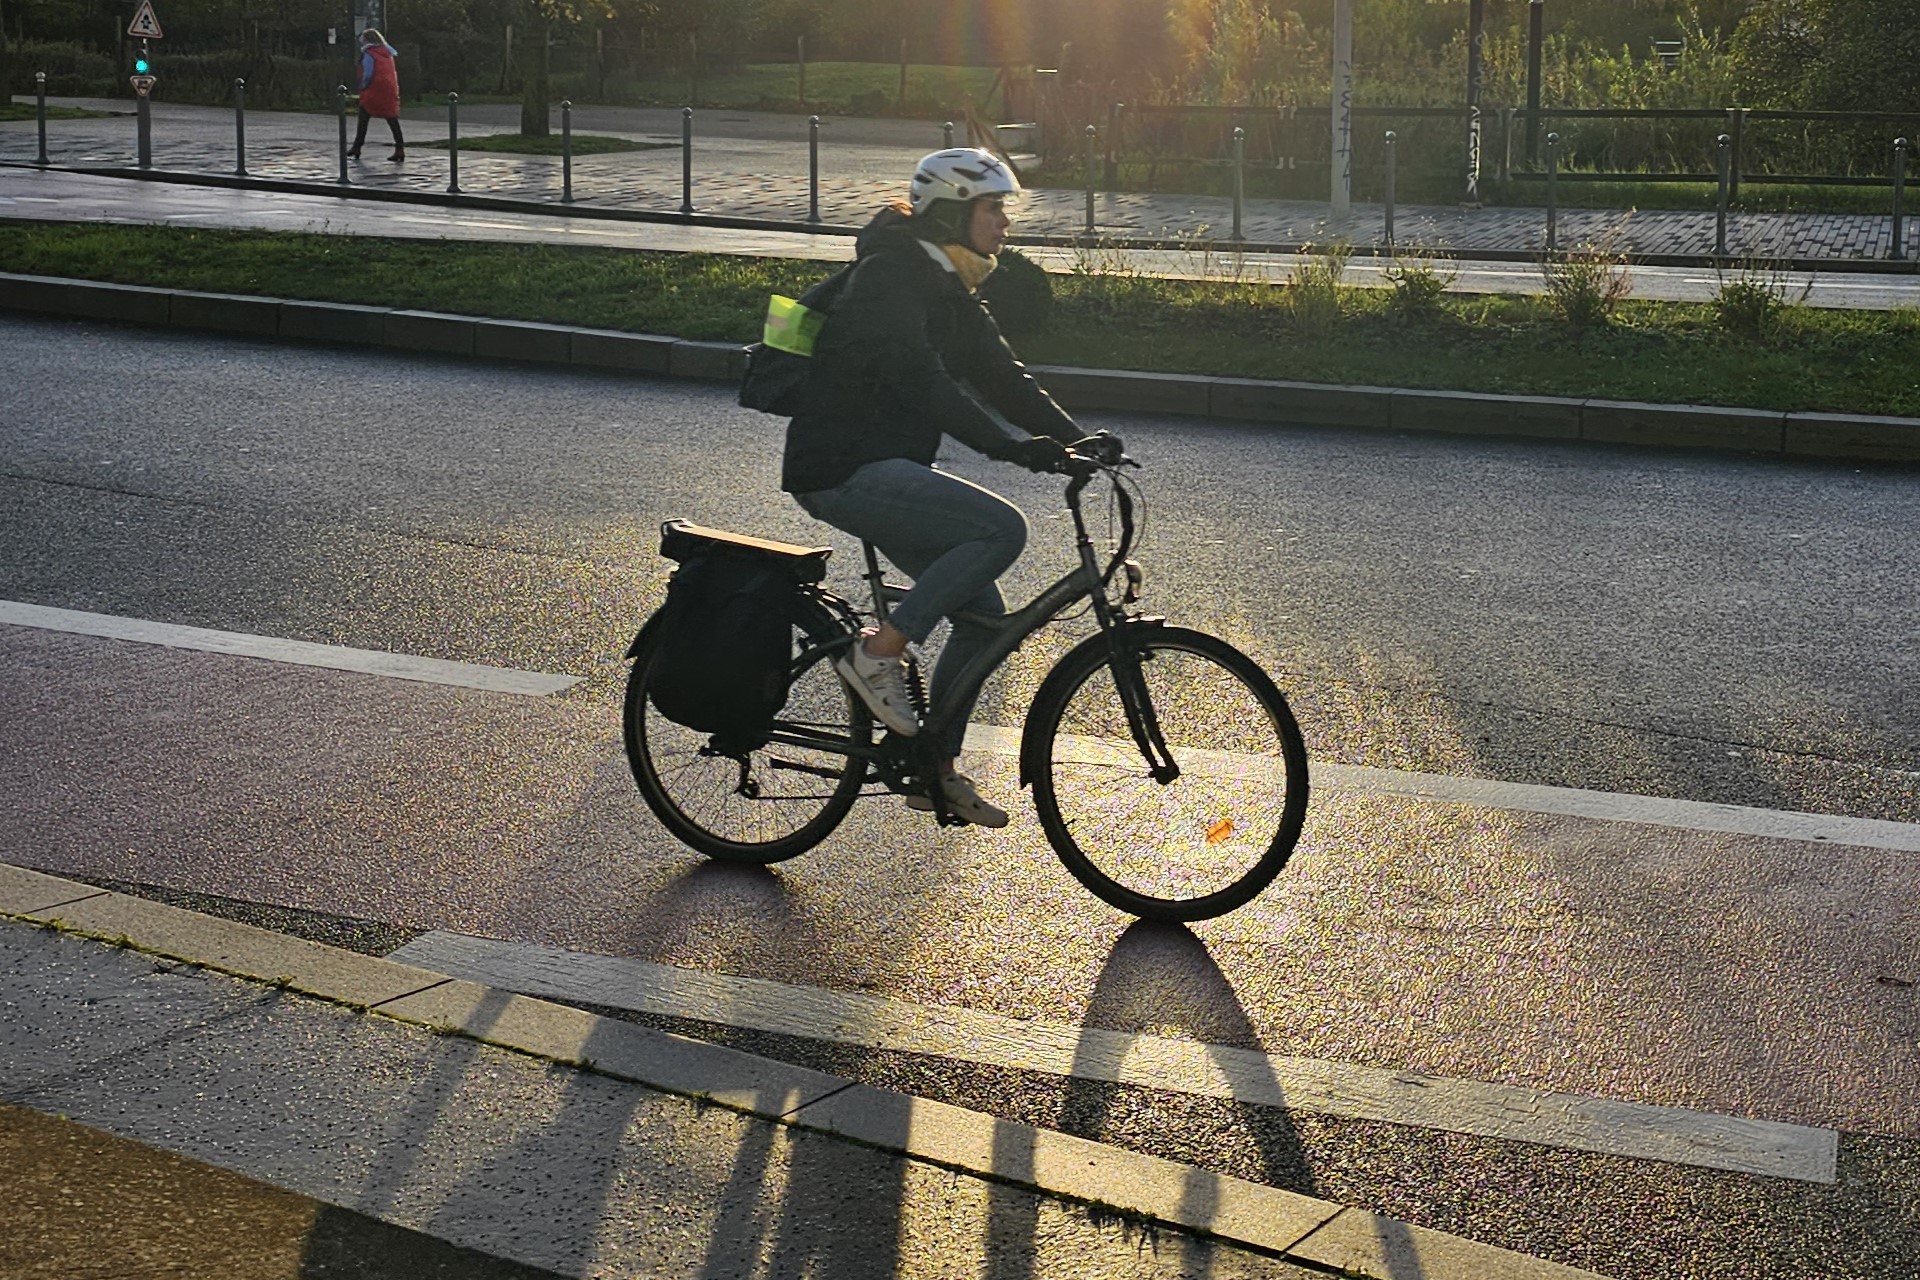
[624,607,667,660]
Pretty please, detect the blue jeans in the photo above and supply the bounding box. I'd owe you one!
[794,459,1028,760]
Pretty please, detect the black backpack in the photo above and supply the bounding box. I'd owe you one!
[738,264,855,417]
[646,521,832,746]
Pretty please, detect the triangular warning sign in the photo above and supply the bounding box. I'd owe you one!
[127,1,164,39]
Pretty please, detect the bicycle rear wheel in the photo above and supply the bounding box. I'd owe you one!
[624,602,872,863]
[1026,626,1308,921]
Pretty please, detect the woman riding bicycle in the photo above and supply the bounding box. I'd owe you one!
[784,148,1082,829]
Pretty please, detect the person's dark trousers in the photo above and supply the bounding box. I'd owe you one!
[348,109,405,157]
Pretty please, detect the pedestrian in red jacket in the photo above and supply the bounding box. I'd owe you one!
[348,28,404,162]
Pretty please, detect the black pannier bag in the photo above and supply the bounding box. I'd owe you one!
[646,520,832,746]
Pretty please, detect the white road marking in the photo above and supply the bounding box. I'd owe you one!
[0,600,580,696]
[958,724,1920,853]
[4,602,1906,849]
[389,930,1840,1184]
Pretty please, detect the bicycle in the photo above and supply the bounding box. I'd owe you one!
[621,434,1310,922]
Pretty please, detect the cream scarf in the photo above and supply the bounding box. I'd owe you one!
[918,238,999,292]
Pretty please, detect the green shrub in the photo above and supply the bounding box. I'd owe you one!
[979,246,1052,337]
[11,41,117,97]
[1710,264,1809,339]
[1541,240,1632,328]
[1290,240,1353,331]
[1384,253,1456,322]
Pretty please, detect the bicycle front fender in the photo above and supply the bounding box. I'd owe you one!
[1016,620,1165,790]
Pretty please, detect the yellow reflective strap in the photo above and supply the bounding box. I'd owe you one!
[763,295,827,356]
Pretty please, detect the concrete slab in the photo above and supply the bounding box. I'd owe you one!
[5,275,173,325]
[1029,365,1215,416]
[1783,411,1920,463]
[1581,400,1785,453]
[1392,388,1584,441]
[789,1083,1341,1257]
[0,864,108,916]
[1211,377,1394,430]
[667,339,748,382]
[1292,1207,1611,1280]
[0,271,87,318]
[376,979,852,1117]
[22,892,450,1009]
[473,318,573,365]
[384,309,475,356]
[168,290,280,337]
[277,298,390,346]
[570,327,676,374]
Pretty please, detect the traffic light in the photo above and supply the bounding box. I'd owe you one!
[134,52,151,74]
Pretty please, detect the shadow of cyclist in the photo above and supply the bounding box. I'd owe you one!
[983,919,1325,1279]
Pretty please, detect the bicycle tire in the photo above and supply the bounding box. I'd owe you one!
[624,599,871,863]
[1025,626,1309,922]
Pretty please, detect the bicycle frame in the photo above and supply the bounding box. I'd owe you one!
[793,464,1179,792]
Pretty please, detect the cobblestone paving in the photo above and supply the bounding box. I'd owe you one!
[5,107,1912,262]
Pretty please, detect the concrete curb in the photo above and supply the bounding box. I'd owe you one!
[2,270,1914,464]
[0,861,1610,1280]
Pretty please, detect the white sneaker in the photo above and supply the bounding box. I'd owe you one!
[834,642,919,737]
[905,770,1010,828]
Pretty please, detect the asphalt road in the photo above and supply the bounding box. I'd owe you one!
[2,314,1916,1277]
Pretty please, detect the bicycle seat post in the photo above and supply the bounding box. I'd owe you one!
[861,540,891,627]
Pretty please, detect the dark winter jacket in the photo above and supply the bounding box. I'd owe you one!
[780,207,1079,494]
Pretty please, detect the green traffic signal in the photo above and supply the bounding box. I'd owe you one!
[134,56,150,73]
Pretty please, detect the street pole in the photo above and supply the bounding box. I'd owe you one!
[233,78,247,176]
[35,71,49,166]
[1331,0,1352,220]
[1526,0,1545,164]
[1465,0,1485,204]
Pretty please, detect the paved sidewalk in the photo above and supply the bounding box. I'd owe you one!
[6,96,1915,265]
[0,862,1605,1280]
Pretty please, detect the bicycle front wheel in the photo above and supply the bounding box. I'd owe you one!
[624,602,872,863]
[1026,626,1308,922]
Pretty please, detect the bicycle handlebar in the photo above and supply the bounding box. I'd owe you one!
[1058,430,1138,475]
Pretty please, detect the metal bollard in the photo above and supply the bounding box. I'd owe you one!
[1545,132,1560,253]
[1083,124,1097,236]
[943,121,954,149]
[447,93,460,194]
[1715,133,1731,257]
[1384,130,1398,253]
[335,86,348,185]
[1893,138,1909,262]
[681,107,694,215]
[233,78,247,176]
[561,100,573,203]
[1231,126,1245,241]
[808,115,821,222]
[35,72,48,167]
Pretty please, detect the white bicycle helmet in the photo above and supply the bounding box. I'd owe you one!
[909,148,1021,216]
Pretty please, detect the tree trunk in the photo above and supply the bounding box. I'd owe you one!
[519,6,550,136]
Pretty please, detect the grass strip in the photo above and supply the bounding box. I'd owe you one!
[1,220,1916,417]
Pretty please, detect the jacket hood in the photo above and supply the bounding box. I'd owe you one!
[855,204,931,260]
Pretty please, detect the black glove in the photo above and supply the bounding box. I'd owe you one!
[1003,435,1071,473]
